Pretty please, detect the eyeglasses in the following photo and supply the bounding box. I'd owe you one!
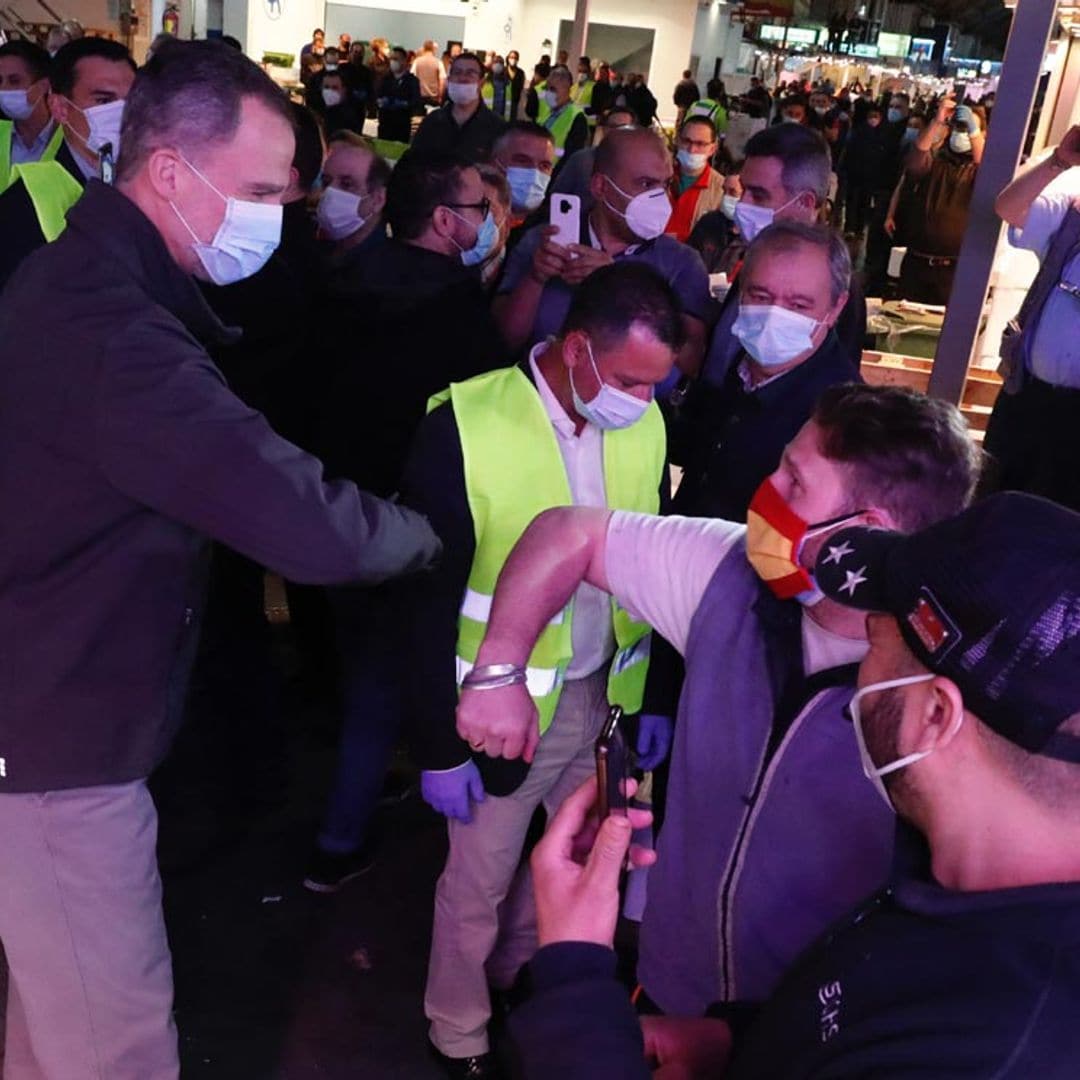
[444,197,491,217]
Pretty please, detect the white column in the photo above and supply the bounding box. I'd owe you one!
[568,0,589,67]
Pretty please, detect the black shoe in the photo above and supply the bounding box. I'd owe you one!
[301,843,376,893]
[428,1039,502,1079]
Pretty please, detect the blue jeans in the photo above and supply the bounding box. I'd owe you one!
[317,587,404,855]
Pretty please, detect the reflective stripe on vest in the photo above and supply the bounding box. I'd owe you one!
[545,103,585,159]
[11,159,84,242]
[0,121,63,194]
[429,366,663,735]
[481,81,513,121]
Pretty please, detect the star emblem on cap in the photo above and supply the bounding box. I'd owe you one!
[822,540,855,566]
[839,565,868,597]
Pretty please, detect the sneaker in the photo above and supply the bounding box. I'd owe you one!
[427,1040,502,1079]
[301,843,376,893]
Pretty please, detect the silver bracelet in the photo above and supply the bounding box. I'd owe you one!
[461,664,528,691]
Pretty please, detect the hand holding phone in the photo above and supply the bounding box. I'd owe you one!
[549,193,581,248]
[596,706,629,820]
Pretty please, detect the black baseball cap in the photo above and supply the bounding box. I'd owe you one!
[814,493,1080,752]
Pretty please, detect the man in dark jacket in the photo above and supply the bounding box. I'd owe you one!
[377,44,422,144]
[0,36,135,291]
[303,151,506,895]
[0,42,439,1079]
[670,221,861,522]
[697,123,867,390]
[412,52,508,163]
[507,493,1080,1080]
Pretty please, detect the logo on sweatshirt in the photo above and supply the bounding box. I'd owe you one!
[0,757,6,778]
[818,980,842,1043]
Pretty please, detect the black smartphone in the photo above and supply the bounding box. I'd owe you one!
[595,706,629,820]
[953,82,967,105]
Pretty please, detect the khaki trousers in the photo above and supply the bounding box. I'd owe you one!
[0,781,178,1080]
[424,668,609,1058]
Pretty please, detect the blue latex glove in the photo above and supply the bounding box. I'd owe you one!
[636,714,674,772]
[953,105,977,134]
[421,760,486,824]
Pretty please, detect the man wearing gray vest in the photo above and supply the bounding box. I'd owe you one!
[456,383,980,1020]
[985,123,1080,512]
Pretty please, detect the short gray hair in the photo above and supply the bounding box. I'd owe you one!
[740,220,851,305]
[744,123,832,204]
[117,39,293,183]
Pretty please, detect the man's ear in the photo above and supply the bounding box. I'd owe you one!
[48,91,69,127]
[430,204,455,239]
[825,289,849,329]
[856,505,899,532]
[144,148,183,202]
[908,677,965,756]
[369,186,387,217]
[561,329,587,370]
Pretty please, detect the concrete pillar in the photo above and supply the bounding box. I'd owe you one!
[928,0,1060,404]
[568,0,589,69]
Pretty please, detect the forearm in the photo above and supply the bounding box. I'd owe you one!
[492,276,544,352]
[474,507,613,665]
[995,151,1067,228]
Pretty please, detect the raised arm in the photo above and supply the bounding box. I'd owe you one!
[995,125,1080,229]
[456,506,613,761]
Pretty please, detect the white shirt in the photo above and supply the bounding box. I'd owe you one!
[528,343,616,678]
[9,121,56,166]
[604,512,866,676]
[1007,171,1080,389]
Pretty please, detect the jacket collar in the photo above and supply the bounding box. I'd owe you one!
[65,180,239,347]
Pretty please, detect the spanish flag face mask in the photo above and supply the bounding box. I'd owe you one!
[746,478,865,605]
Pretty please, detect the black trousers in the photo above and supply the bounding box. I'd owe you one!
[984,375,1080,512]
[898,252,956,305]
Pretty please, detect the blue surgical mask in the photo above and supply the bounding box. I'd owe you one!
[902,127,920,145]
[569,337,652,430]
[887,107,903,124]
[448,208,499,267]
[505,166,550,213]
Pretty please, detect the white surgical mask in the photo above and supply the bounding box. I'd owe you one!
[0,87,36,121]
[949,132,972,155]
[850,673,940,810]
[321,87,343,108]
[542,89,559,109]
[447,81,479,106]
[732,189,804,243]
[69,97,126,156]
[569,337,652,430]
[389,59,403,75]
[505,166,549,213]
[720,193,739,220]
[170,155,282,286]
[813,105,830,117]
[317,185,367,241]
[492,63,505,76]
[732,304,821,368]
[603,176,672,240]
[677,148,709,174]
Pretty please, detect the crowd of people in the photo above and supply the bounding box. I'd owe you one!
[2,23,1080,1080]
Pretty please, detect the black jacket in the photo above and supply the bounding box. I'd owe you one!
[671,331,862,522]
[313,237,506,499]
[199,198,326,448]
[0,181,440,793]
[376,71,422,143]
[0,139,85,293]
[411,101,508,163]
[508,872,1080,1079]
